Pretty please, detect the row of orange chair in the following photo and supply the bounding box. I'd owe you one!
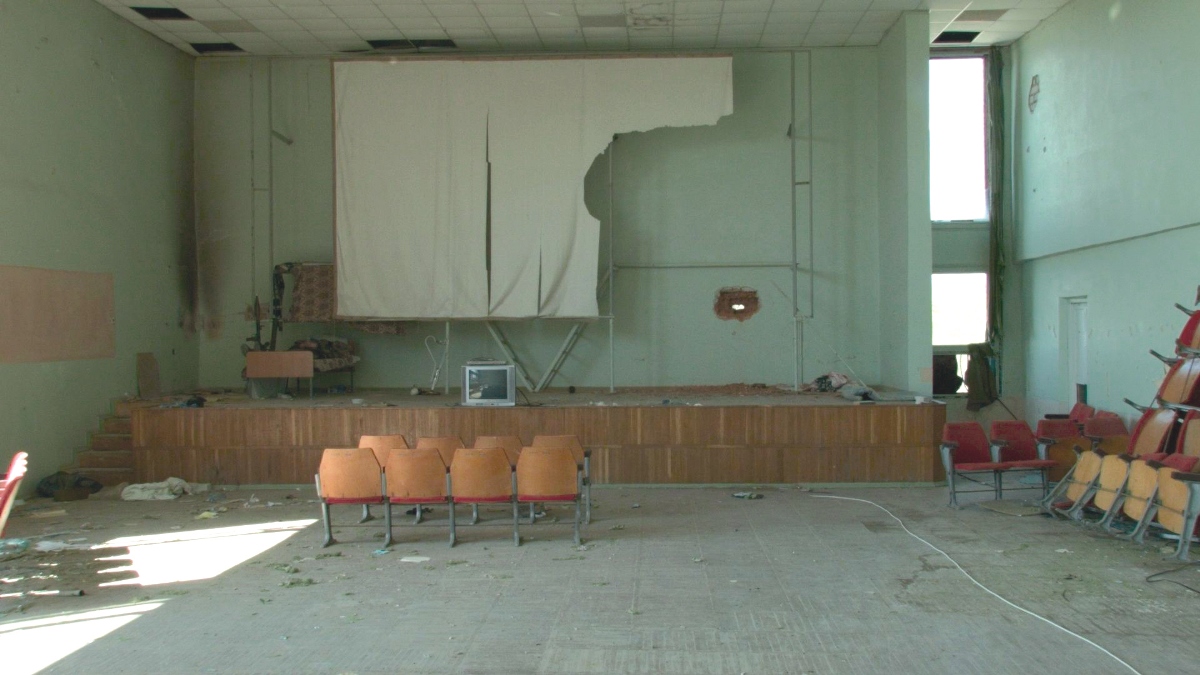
[315,434,590,548]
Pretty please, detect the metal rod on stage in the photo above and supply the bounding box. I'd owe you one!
[608,135,616,394]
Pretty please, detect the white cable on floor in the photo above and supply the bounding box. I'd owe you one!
[812,494,1142,675]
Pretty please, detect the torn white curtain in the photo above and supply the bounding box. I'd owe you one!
[333,57,733,319]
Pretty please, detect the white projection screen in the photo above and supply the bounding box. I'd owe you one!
[334,56,733,320]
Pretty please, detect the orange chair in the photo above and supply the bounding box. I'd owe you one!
[515,446,582,546]
[449,447,515,545]
[384,448,453,547]
[357,434,409,522]
[1111,412,1200,548]
[1044,402,1095,428]
[315,448,384,547]
[1054,406,1177,521]
[417,436,465,467]
[532,435,591,523]
[473,435,523,467]
[1154,357,1200,407]
[1040,414,1129,515]
[0,452,30,538]
[475,435,526,518]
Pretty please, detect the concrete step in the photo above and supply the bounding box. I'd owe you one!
[101,416,132,434]
[77,467,135,487]
[90,433,132,451]
[77,450,133,470]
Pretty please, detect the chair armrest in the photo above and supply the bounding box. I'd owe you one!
[1117,453,1136,462]
[1172,471,1200,482]
[1146,460,1166,470]
[989,440,1008,463]
[1044,414,1069,420]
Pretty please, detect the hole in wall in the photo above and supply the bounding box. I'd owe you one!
[714,288,760,322]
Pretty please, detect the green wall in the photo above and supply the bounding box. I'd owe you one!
[193,19,930,394]
[1015,0,1200,420]
[0,0,197,489]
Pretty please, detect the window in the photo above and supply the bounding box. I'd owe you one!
[932,272,988,346]
[929,57,987,222]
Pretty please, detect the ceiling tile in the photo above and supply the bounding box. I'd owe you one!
[248,18,304,31]
[805,33,850,46]
[722,0,773,12]
[720,13,767,27]
[390,18,443,30]
[866,0,922,9]
[486,16,535,28]
[427,4,482,17]
[183,7,240,21]
[437,16,488,28]
[476,4,531,17]
[328,5,386,19]
[297,18,351,30]
[280,6,337,20]
[674,2,724,15]
[344,17,396,30]
[231,7,288,20]
[377,5,434,19]
[672,36,717,48]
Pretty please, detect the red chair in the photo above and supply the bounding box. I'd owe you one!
[990,421,1057,499]
[0,452,30,538]
[1044,402,1095,427]
[1176,303,1199,356]
[357,434,409,522]
[532,435,592,524]
[1036,418,1086,482]
[940,423,1012,507]
[1040,414,1129,514]
[315,448,384,547]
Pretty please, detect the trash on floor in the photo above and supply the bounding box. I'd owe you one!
[400,556,431,563]
[121,477,208,501]
[33,540,92,552]
[732,492,764,500]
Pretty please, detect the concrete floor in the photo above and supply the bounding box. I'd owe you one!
[2,484,1198,674]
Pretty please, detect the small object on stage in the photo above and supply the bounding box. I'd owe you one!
[568,386,576,394]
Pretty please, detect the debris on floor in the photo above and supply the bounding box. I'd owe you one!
[732,492,764,500]
[279,578,316,588]
[400,556,430,563]
[121,477,208,501]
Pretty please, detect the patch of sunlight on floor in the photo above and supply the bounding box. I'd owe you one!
[95,519,317,587]
[0,602,163,675]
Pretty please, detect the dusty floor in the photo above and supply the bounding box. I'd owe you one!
[2,484,1197,674]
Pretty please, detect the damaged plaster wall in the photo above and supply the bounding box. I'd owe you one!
[1015,0,1200,422]
[195,45,919,389]
[0,0,197,490]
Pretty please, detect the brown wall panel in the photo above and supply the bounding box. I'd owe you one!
[132,403,946,485]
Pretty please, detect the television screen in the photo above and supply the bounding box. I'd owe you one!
[462,364,515,406]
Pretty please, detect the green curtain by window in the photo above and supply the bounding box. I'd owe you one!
[985,49,1007,355]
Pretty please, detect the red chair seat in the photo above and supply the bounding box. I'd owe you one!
[955,461,1010,471]
[389,496,446,505]
[1008,459,1056,469]
[452,496,511,503]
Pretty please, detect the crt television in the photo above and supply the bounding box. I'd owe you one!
[462,363,516,407]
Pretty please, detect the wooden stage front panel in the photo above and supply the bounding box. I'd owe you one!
[132,403,947,485]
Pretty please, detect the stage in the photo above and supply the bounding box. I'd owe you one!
[129,386,947,486]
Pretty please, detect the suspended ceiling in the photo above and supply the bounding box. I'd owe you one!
[92,0,1070,56]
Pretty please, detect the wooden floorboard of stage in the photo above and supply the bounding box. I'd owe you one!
[130,387,947,486]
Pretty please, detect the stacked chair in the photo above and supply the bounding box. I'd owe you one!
[1038,295,1200,560]
[316,434,586,548]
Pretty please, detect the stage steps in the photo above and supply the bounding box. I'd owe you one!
[65,399,137,487]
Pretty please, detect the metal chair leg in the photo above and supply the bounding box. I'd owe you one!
[359,504,374,523]
[994,471,1003,501]
[512,500,521,547]
[529,502,536,525]
[321,502,335,548]
[573,498,581,546]
[472,504,480,525]
[584,456,592,524]
[414,504,423,525]
[947,471,958,508]
[383,502,393,548]
[449,501,457,547]
[1128,501,1158,543]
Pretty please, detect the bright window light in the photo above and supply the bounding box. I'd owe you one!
[96,519,316,587]
[930,57,988,221]
[0,602,163,675]
[932,273,988,346]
